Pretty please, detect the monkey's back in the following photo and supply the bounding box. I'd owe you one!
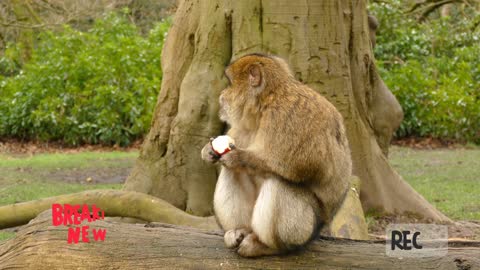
[261,82,352,221]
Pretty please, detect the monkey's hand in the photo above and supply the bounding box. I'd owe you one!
[220,147,277,178]
[201,139,221,164]
[218,147,243,169]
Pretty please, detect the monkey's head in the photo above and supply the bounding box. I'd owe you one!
[219,54,294,125]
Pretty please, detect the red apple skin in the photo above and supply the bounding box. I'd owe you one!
[211,141,232,156]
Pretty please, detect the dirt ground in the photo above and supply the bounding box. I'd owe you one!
[0,138,141,155]
[392,136,473,149]
[43,166,132,184]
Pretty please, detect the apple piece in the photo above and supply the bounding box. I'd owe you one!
[211,135,235,156]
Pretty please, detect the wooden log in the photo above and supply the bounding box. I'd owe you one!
[0,211,478,269]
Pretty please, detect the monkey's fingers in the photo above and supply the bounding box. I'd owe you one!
[209,150,221,160]
[229,143,236,150]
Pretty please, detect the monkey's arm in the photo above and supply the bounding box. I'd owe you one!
[219,148,278,178]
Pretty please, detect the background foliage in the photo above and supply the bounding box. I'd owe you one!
[1,1,479,146]
[370,0,480,144]
[0,12,170,146]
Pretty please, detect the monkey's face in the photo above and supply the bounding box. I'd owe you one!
[219,68,250,125]
[218,78,246,125]
[218,69,233,123]
[218,91,231,123]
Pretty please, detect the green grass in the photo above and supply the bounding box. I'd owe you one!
[0,151,137,170]
[0,151,138,206]
[0,231,15,241]
[389,146,480,221]
[0,182,122,206]
[0,150,138,242]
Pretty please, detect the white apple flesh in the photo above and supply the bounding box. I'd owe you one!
[211,135,235,156]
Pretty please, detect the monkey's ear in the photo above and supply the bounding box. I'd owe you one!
[248,64,262,87]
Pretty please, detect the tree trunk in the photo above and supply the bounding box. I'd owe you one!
[9,0,42,61]
[441,4,452,17]
[124,0,450,222]
[1,211,477,270]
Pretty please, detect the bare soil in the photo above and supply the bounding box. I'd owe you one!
[392,136,474,149]
[0,138,141,155]
[44,166,132,184]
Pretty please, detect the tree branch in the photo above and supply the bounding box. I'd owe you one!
[0,189,218,230]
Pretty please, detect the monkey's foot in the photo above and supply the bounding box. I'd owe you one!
[237,233,279,257]
[224,229,250,249]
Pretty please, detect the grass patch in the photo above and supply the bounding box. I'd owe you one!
[0,151,138,170]
[0,151,137,206]
[389,146,480,220]
[0,231,15,241]
[0,182,122,206]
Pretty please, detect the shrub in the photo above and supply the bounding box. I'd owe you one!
[371,1,480,143]
[0,43,23,77]
[0,12,171,146]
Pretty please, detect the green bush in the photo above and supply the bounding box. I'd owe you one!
[0,12,171,146]
[0,43,23,77]
[371,1,480,143]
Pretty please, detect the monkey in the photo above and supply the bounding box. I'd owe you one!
[201,53,352,257]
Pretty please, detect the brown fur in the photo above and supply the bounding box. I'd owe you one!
[201,54,352,257]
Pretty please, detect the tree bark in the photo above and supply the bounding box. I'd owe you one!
[124,0,450,222]
[9,0,42,61]
[0,211,478,270]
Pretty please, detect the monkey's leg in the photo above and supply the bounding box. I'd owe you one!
[238,178,321,257]
[213,168,256,248]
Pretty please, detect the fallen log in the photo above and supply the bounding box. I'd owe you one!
[0,211,478,269]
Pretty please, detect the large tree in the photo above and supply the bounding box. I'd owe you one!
[124,0,449,222]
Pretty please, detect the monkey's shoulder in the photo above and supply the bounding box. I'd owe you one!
[269,86,339,120]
